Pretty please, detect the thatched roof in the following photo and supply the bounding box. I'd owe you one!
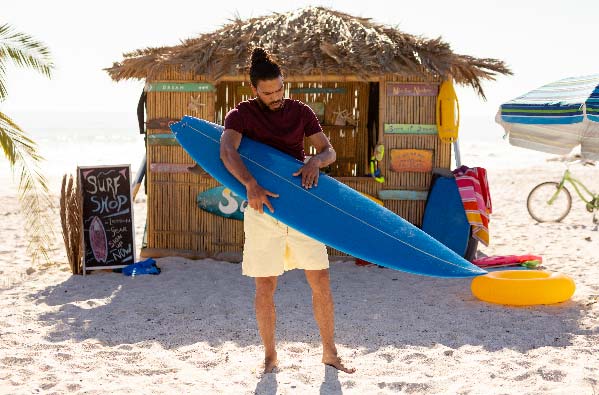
[105,7,511,98]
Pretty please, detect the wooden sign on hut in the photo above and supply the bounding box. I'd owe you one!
[105,7,510,260]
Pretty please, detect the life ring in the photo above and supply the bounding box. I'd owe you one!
[471,270,575,305]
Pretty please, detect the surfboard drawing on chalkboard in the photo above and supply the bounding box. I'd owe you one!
[171,116,486,278]
[89,216,108,263]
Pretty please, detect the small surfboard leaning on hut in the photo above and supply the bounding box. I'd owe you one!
[197,186,247,221]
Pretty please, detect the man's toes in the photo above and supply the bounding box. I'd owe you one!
[324,358,356,374]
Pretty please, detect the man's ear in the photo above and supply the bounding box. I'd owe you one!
[251,84,258,96]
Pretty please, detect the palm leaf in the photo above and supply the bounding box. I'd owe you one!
[0,111,55,265]
[0,23,53,101]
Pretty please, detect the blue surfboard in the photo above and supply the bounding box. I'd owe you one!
[422,176,470,257]
[197,186,247,220]
[170,116,486,278]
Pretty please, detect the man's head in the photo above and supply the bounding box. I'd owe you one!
[249,48,284,111]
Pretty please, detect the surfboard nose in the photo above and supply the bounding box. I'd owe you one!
[448,253,488,277]
[417,256,487,278]
[459,265,488,278]
[436,250,488,278]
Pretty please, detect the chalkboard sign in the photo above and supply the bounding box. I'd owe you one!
[78,165,135,272]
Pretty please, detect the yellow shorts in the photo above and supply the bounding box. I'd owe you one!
[242,207,329,277]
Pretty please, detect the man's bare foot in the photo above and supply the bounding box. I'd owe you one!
[263,355,278,374]
[323,356,356,374]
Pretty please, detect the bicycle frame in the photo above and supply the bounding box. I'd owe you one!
[528,165,599,224]
[554,169,599,210]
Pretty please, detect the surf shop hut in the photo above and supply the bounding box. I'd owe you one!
[105,7,510,260]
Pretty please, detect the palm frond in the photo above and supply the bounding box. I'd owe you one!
[0,111,55,265]
[0,23,54,101]
[0,112,39,165]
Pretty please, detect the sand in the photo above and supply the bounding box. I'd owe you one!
[1,160,598,394]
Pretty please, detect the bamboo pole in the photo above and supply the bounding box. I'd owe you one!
[378,76,386,180]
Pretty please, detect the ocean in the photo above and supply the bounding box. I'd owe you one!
[0,110,560,196]
[0,111,145,195]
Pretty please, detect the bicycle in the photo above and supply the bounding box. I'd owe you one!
[527,161,598,223]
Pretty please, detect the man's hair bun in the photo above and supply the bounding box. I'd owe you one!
[249,47,282,87]
[250,48,269,66]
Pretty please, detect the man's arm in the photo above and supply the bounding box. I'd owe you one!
[292,132,336,189]
[220,129,278,213]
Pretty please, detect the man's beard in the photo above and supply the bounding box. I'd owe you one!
[257,97,284,112]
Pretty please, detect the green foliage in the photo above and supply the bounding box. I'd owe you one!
[0,23,55,265]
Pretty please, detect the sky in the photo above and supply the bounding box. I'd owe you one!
[2,0,598,139]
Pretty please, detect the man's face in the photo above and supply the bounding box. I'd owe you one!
[252,77,284,111]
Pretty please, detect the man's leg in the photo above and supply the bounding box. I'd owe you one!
[255,276,278,373]
[304,269,355,374]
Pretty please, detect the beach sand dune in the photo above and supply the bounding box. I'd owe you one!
[1,162,598,394]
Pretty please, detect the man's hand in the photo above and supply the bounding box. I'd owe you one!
[293,157,321,189]
[246,181,279,213]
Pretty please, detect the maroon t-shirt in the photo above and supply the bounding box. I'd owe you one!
[224,98,322,161]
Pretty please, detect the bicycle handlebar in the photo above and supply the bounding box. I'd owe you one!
[564,158,596,167]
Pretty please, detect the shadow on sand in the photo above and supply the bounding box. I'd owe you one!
[30,259,594,354]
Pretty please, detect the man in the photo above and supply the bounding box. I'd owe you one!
[220,47,355,375]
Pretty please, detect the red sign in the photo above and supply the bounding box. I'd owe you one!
[389,149,433,173]
[386,83,438,97]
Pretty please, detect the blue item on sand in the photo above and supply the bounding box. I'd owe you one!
[122,258,161,276]
[422,174,471,257]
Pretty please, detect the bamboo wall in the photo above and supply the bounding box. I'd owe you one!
[378,74,449,227]
[214,80,370,177]
[143,68,449,259]
[145,68,243,258]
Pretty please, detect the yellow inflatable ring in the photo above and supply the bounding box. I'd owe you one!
[471,270,575,306]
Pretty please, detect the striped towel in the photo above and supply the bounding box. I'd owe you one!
[452,166,492,246]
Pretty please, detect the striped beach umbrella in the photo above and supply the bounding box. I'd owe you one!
[496,74,599,159]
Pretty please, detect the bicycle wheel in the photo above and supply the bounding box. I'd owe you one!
[527,182,572,222]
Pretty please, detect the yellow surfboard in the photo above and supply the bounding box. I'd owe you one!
[436,80,460,143]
